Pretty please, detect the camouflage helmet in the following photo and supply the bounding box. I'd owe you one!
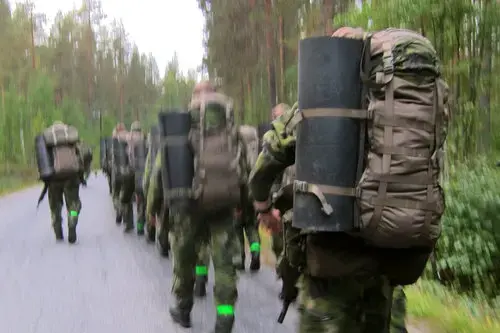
[53,120,64,125]
[130,120,141,132]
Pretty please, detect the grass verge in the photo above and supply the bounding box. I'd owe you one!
[257,227,500,332]
[0,164,38,196]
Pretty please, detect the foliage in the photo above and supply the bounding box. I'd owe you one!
[431,160,500,298]
[406,280,500,333]
[0,0,196,185]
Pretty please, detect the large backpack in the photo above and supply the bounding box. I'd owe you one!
[42,123,81,179]
[189,92,241,212]
[128,131,147,189]
[238,125,259,174]
[112,131,131,178]
[332,28,449,249]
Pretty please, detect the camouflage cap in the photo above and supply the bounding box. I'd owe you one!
[130,120,141,131]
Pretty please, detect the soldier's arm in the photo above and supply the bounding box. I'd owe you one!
[146,153,163,217]
[143,148,152,194]
[249,110,296,203]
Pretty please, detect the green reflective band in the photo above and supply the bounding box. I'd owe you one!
[250,242,260,252]
[216,304,234,316]
[70,210,78,217]
[195,265,208,276]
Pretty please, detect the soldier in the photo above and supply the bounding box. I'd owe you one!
[234,124,261,271]
[111,123,134,232]
[145,145,170,256]
[143,125,160,242]
[35,121,91,243]
[126,121,147,235]
[269,104,290,266]
[249,105,393,332]
[168,81,241,333]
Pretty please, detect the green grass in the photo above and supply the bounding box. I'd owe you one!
[258,228,500,332]
[0,164,38,196]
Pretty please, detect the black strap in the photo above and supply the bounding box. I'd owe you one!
[36,182,49,208]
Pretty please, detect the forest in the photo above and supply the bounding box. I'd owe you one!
[197,0,500,327]
[0,0,197,189]
[1,0,500,329]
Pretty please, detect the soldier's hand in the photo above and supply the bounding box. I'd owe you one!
[258,209,282,233]
[148,214,156,227]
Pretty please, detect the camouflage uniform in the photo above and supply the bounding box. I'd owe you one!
[46,122,91,244]
[194,241,211,297]
[127,121,146,235]
[390,287,408,333]
[169,82,241,333]
[111,124,134,232]
[145,150,169,254]
[234,186,261,271]
[249,106,393,333]
[270,173,285,262]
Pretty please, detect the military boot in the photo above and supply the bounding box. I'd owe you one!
[249,252,260,271]
[136,221,144,235]
[68,226,77,244]
[53,225,64,241]
[169,305,191,328]
[115,214,122,225]
[211,315,234,333]
[194,275,207,297]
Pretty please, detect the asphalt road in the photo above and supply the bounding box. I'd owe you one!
[0,173,298,333]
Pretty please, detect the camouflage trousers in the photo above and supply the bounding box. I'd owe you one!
[234,201,260,260]
[112,173,134,227]
[48,179,82,230]
[299,274,393,333]
[272,230,284,262]
[135,189,146,230]
[171,206,240,318]
[196,241,211,279]
[390,287,408,333]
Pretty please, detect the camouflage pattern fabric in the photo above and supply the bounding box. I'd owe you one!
[170,207,240,326]
[390,286,408,333]
[196,241,211,279]
[48,178,81,235]
[113,172,135,229]
[234,187,260,261]
[299,274,392,332]
[249,106,394,332]
[272,232,284,262]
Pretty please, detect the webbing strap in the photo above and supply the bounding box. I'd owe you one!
[370,78,395,231]
[287,107,372,131]
[294,180,357,216]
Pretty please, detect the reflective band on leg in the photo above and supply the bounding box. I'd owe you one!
[216,304,234,316]
[195,265,208,276]
[250,242,260,252]
[70,210,78,217]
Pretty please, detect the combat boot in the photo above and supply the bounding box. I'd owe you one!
[194,275,207,297]
[211,315,234,333]
[68,226,77,244]
[115,214,122,225]
[249,252,260,271]
[53,225,64,241]
[169,305,191,328]
[136,221,144,235]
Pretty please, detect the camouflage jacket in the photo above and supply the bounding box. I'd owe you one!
[249,105,297,202]
[146,150,164,217]
[142,145,153,196]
